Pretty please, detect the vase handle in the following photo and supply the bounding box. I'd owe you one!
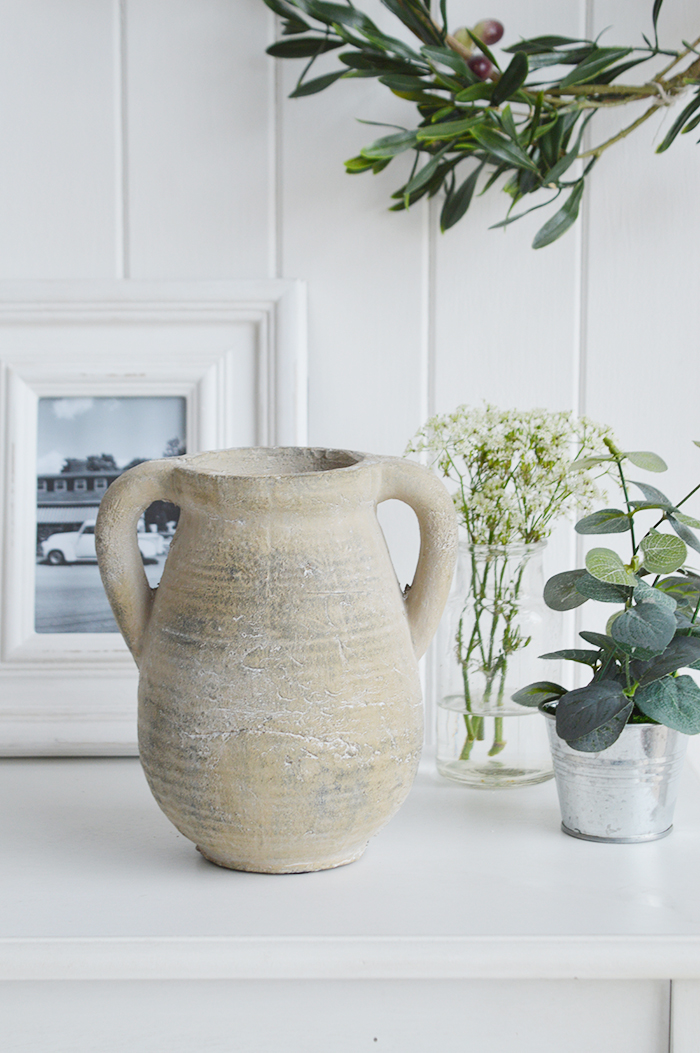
[95,458,180,665]
[377,459,458,659]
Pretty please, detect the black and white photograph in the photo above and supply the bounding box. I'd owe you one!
[35,396,185,633]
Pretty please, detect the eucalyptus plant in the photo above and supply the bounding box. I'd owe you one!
[515,440,700,751]
[263,0,700,246]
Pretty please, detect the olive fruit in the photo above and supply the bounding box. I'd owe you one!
[452,26,473,52]
[472,18,505,44]
[467,54,494,80]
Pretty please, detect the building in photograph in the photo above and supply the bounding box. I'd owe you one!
[37,464,179,551]
[37,468,122,546]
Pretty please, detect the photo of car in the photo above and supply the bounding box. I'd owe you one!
[39,520,164,565]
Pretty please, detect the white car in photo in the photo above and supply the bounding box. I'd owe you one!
[40,520,164,565]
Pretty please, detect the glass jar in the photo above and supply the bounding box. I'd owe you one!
[434,540,559,788]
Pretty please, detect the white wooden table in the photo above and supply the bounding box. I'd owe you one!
[2,754,700,1052]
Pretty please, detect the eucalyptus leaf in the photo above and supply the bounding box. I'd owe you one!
[667,515,700,556]
[610,600,677,657]
[540,648,601,665]
[575,508,630,534]
[674,512,700,529]
[631,636,700,688]
[579,631,617,650]
[639,530,687,574]
[630,480,672,505]
[569,454,615,471]
[566,700,633,752]
[575,572,631,604]
[543,569,589,611]
[511,681,566,707]
[656,575,700,603]
[635,674,700,734]
[633,579,677,611]
[555,681,631,741]
[625,451,668,472]
[585,548,637,587]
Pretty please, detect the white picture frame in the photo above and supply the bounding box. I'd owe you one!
[0,280,307,755]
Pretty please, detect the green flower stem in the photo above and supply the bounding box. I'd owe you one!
[456,548,530,762]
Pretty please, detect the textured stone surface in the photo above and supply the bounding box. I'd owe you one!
[96,448,457,872]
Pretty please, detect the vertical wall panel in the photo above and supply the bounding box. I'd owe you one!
[433,0,585,419]
[0,0,117,278]
[126,0,271,279]
[279,26,427,457]
[584,0,700,491]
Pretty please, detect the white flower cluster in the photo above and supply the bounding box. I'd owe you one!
[406,403,614,545]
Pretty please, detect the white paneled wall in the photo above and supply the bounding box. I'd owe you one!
[1,0,699,735]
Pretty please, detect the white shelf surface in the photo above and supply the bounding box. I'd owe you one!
[3,754,700,982]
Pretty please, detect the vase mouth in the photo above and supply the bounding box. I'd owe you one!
[170,447,366,479]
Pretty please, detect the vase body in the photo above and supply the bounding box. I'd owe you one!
[96,448,457,873]
[435,540,557,788]
[542,708,688,842]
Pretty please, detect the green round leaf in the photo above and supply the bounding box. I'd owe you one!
[575,572,631,604]
[610,601,677,657]
[511,681,566,707]
[585,548,637,587]
[555,681,630,741]
[566,700,633,752]
[639,531,687,574]
[575,508,630,535]
[543,569,589,611]
[635,674,700,734]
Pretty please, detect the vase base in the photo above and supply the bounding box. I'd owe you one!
[560,823,673,844]
[437,758,554,789]
[195,842,369,874]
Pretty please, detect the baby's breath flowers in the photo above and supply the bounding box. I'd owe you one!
[407,404,614,765]
[406,404,613,545]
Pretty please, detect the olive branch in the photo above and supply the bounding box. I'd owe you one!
[263,0,700,247]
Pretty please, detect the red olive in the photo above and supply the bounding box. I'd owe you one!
[472,19,504,45]
[467,54,493,80]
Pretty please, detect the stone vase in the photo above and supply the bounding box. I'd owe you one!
[96,447,457,873]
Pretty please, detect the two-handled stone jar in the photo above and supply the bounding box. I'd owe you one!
[96,448,457,873]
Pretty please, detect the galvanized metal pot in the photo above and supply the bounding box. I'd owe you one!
[541,705,688,843]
